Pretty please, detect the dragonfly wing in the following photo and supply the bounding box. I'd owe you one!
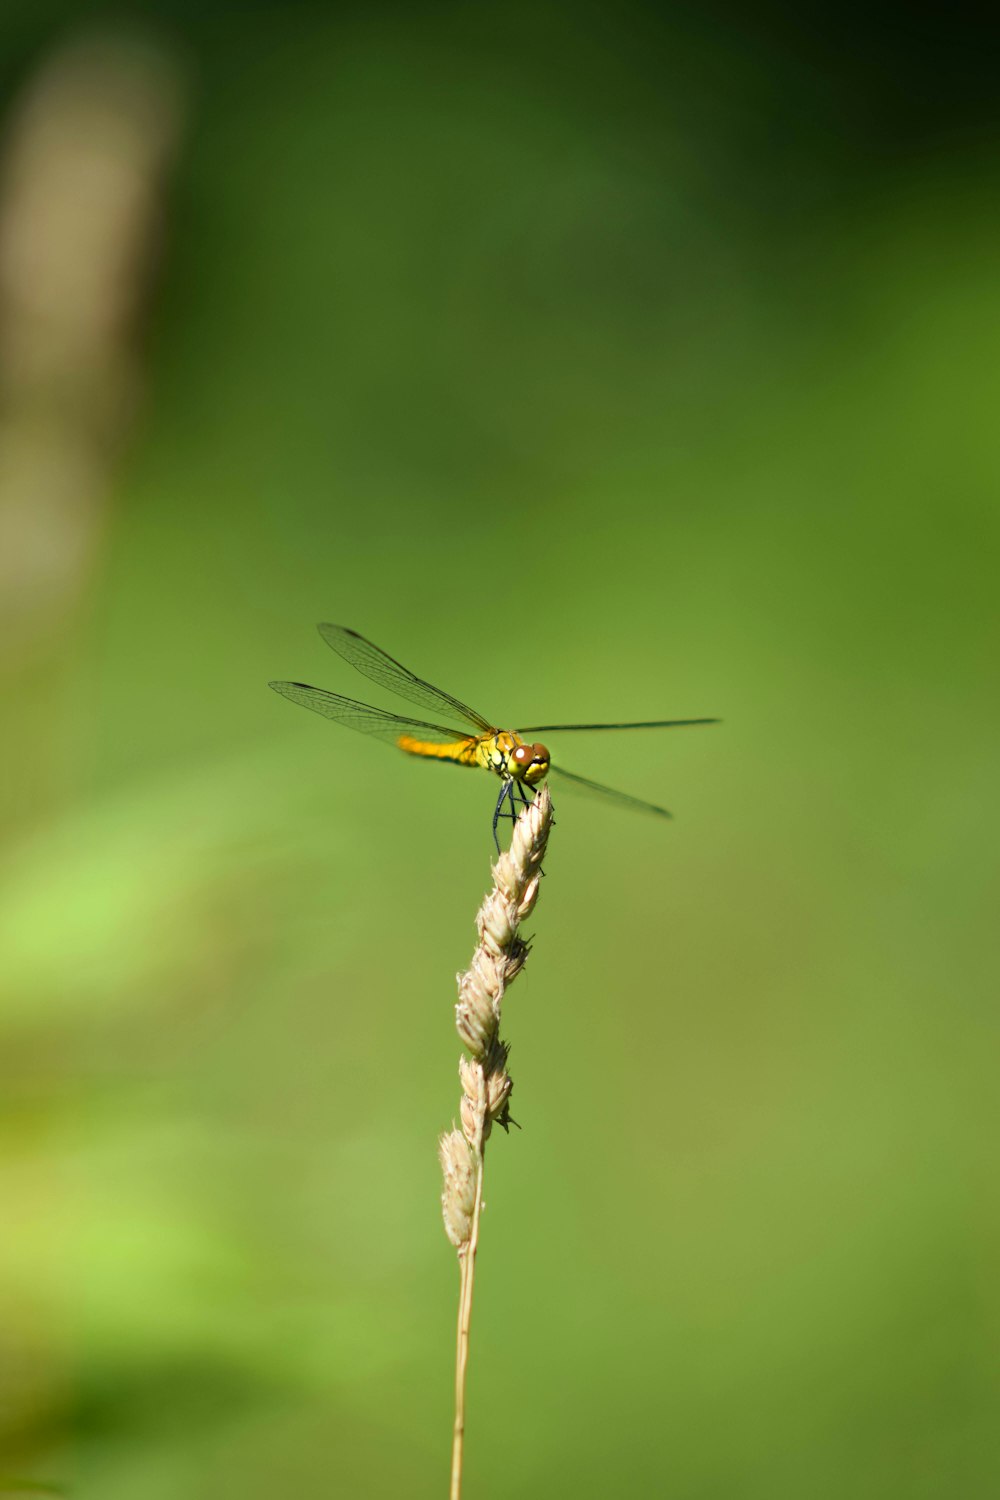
[518,719,719,732]
[269,681,474,749]
[317,625,495,735]
[547,764,672,818]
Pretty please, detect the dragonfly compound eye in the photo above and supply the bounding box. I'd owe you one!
[522,743,550,784]
[510,743,548,782]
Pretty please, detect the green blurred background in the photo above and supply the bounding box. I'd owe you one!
[1,3,997,1496]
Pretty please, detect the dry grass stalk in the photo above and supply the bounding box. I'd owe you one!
[439,785,553,1499]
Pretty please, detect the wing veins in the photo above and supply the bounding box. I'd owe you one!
[318,625,495,735]
[268,681,474,747]
[547,764,672,818]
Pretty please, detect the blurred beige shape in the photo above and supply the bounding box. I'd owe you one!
[0,33,185,652]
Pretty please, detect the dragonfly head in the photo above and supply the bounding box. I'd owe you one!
[509,740,550,786]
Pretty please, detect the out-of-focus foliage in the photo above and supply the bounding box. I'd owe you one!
[1,4,997,1497]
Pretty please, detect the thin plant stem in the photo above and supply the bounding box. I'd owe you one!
[439,786,552,1498]
[450,1137,485,1500]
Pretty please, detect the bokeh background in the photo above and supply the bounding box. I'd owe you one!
[2,3,998,1496]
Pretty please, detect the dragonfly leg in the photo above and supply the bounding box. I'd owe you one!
[505,781,519,830]
[492,780,511,854]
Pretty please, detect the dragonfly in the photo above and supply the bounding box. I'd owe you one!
[269,625,718,848]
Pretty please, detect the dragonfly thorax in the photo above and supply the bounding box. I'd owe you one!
[481,731,549,784]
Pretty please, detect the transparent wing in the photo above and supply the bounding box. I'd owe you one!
[269,681,474,749]
[317,625,496,735]
[518,718,719,732]
[547,764,672,818]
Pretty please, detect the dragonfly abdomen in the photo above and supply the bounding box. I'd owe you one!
[397,734,481,768]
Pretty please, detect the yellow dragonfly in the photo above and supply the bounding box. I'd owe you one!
[270,625,717,846]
